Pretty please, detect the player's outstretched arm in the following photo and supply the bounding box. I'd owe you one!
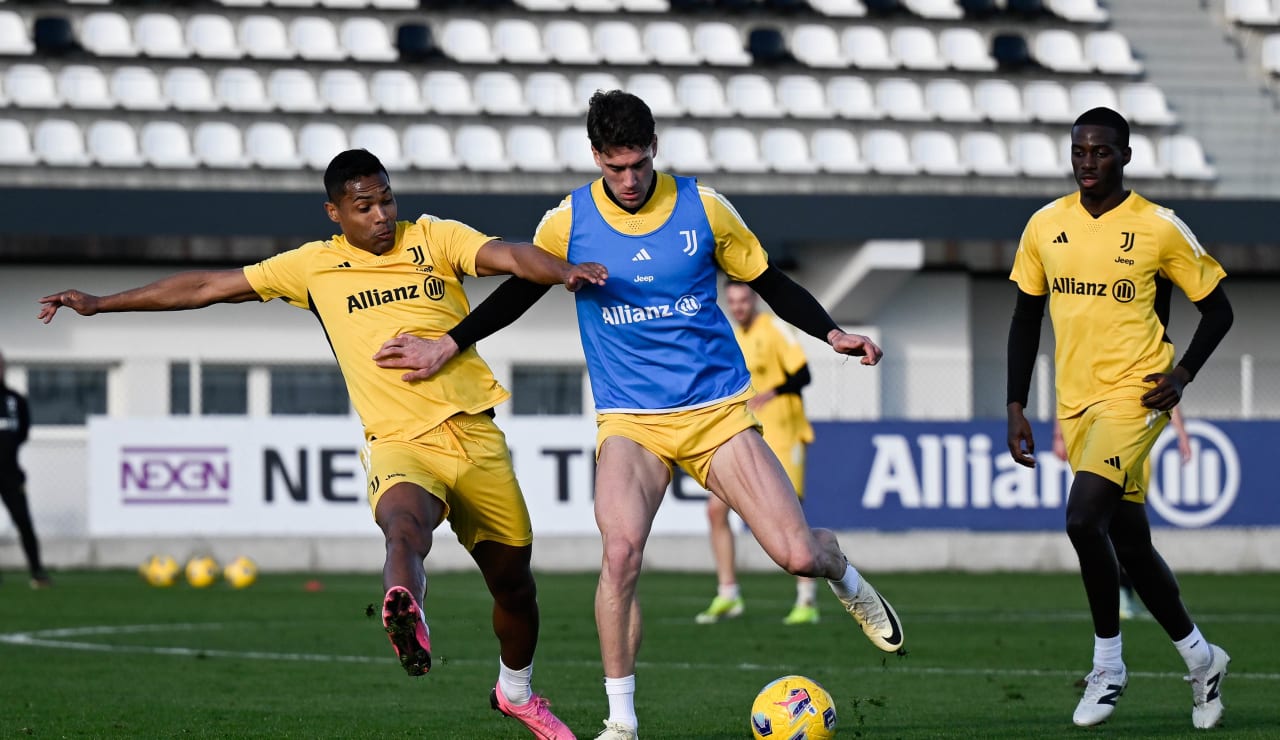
[474,240,607,290]
[1006,289,1046,468]
[38,269,260,324]
[748,265,882,365]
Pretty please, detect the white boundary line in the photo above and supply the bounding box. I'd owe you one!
[2,623,1278,682]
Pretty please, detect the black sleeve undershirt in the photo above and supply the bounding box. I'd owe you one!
[775,364,812,396]
[1177,284,1233,380]
[446,277,552,351]
[747,265,840,342]
[1006,289,1047,408]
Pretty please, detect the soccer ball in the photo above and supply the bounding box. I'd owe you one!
[750,675,837,740]
[223,556,258,589]
[140,555,180,588]
[185,556,220,588]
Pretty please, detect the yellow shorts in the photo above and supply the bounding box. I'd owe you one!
[1059,397,1170,503]
[595,392,760,488]
[763,433,807,498]
[362,412,532,551]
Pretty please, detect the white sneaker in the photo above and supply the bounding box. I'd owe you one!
[1187,644,1230,729]
[1073,667,1127,726]
[594,721,638,739]
[831,576,904,652]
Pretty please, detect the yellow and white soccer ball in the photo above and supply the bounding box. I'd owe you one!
[223,556,258,589]
[185,556,220,588]
[750,675,837,740]
[140,554,181,588]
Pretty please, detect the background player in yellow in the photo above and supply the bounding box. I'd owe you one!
[1005,108,1234,730]
[695,280,820,626]
[371,91,903,740]
[37,149,606,740]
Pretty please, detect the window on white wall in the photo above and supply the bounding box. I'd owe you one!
[270,365,349,415]
[512,364,584,416]
[26,366,108,425]
[170,362,191,415]
[202,364,249,415]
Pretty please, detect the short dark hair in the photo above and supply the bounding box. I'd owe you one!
[1072,107,1130,147]
[586,90,655,153]
[324,149,388,203]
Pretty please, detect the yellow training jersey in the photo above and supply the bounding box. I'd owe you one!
[1010,191,1225,417]
[244,217,510,441]
[532,172,770,282]
[736,313,814,444]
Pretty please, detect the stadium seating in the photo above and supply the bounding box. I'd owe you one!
[891,26,948,71]
[659,126,714,172]
[1085,31,1142,75]
[0,11,35,56]
[760,127,816,173]
[320,69,372,113]
[1159,134,1217,180]
[864,129,919,175]
[7,64,60,108]
[0,118,37,165]
[924,78,982,122]
[87,120,143,167]
[455,124,508,171]
[80,11,137,57]
[827,75,881,119]
[240,15,292,60]
[811,127,868,173]
[34,119,90,166]
[164,67,220,112]
[959,131,1017,176]
[493,18,548,63]
[726,74,782,118]
[693,22,752,66]
[474,71,531,115]
[351,123,404,169]
[789,24,844,68]
[135,13,190,59]
[58,65,113,110]
[776,74,831,118]
[139,120,198,169]
[644,21,700,65]
[1262,33,1280,74]
[1125,132,1165,178]
[1225,0,1280,25]
[404,123,460,170]
[842,26,897,69]
[193,121,248,168]
[557,126,597,172]
[596,21,649,65]
[1023,79,1075,123]
[299,122,349,169]
[877,77,931,121]
[628,73,682,116]
[525,71,578,116]
[112,66,166,111]
[937,27,997,71]
[508,125,561,173]
[1010,131,1065,177]
[292,16,345,61]
[370,69,425,114]
[912,130,967,175]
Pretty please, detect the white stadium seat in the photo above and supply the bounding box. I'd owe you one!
[240,15,292,60]
[726,74,782,118]
[596,21,649,65]
[81,11,137,57]
[111,66,166,111]
[1119,82,1177,126]
[340,18,396,62]
[0,11,34,55]
[403,123,460,170]
[164,67,219,112]
[693,22,751,66]
[441,18,499,64]
[938,27,996,72]
[959,131,1017,177]
[245,121,299,168]
[811,128,869,173]
[777,75,831,119]
[903,0,963,19]
[34,119,90,166]
[135,13,190,58]
[644,21,700,65]
[676,74,731,117]
[1125,133,1165,179]
[1262,33,1280,74]
[974,79,1031,122]
[194,121,248,168]
[544,20,599,64]
[809,0,868,17]
[474,71,530,115]
[575,73,622,114]
[58,65,113,109]
[508,125,562,173]
[525,72,578,117]
[626,73,683,117]
[140,120,198,168]
[876,78,931,121]
[216,68,272,112]
[924,78,981,122]
[573,0,622,9]
[710,127,767,173]
[1047,0,1109,23]
[790,24,845,69]
[842,26,897,69]
[493,18,548,63]
[268,68,323,112]
[370,70,425,114]
[827,76,880,119]
[760,127,816,174]
[1226,0,1280,24]
[290,16,345,61]
[911,130,967,175]
[658,127,714,173]
[1085,31,1142,75]
[891,27,947,71]
[1022,80,1074,124]
[622,0,668,10]
[351,123,404,170]
[1010,132,1065,177]
[87,120,142,167]
[320,69,371,114]
[1069,80,1120,114]
[557,126,596,172]
[1034,30,1092,73]
[1159,134,1216,180]
[188,14,241,59]
[0,118,37,165]
[455,124,508,172]
[6,64,60,108]
[863,129,918,175]
[423,70,478,115]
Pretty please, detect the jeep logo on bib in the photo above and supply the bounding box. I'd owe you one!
[674,294,701,317]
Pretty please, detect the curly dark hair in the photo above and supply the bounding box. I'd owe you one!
[586,90,656,153]
[323,149,388,203]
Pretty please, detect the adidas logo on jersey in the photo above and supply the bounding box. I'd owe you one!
[632,249,652,262]
[1104,455,1122,470]
[1053,232,1069,244]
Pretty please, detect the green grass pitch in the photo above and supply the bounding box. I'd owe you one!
[1,569,1276,738]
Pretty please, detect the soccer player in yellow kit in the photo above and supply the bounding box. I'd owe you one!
[695,281,820,626]
[374,91,903,740]
[37,150,606,740]
[1005,109,1234,729]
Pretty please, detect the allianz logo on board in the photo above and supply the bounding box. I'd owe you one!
[1147,420,1240,528]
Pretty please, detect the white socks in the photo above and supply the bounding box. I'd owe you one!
[717,583,740,601]
[827,563,862,600]
[1174,626,1213,673]
[796,578,817,606]
[498,660,533,706]
[1093,634,1124,674]
[605,674,638,730]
